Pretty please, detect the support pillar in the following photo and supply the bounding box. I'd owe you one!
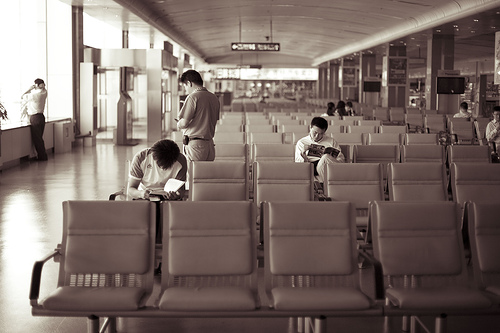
[359,54,377,105]
[318,65,328,99]
[382,44,408,108]
[425,33,454,111]
[72,6,84,136]
[341,58,357,101]
[328,61,340,101]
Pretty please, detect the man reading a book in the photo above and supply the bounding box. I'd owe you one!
[128,139,187,200]
[295,117,345,183]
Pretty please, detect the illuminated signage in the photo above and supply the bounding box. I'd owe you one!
[231,43,280,51]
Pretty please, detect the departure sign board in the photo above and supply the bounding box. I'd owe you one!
[231,43,280,51]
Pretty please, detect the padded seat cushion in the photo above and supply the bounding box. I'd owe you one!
[41,286,146,311]
[272,287,371,311]
[386,287,492,309]
[159,287,257,311]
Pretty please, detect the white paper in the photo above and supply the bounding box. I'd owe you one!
[164,178,185,192]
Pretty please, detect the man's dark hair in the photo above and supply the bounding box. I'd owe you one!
[310,117,328,131]
[346,101,353,108]
[151,139,180,170]
[180,70,203,86]
[460,101,468,110]
[34,78,45,85]
[493,106,500,112]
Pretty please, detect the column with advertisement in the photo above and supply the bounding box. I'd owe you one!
[340,58,357,101]
[382,55,408,108]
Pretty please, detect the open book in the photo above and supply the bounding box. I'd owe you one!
[149,178,186,197]
[307,144,341,158]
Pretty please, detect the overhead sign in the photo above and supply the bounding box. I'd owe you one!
[231,42,280,51]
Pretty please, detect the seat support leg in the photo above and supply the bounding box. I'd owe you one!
[297,317,304,333]
[314,316,326,333]
[305,317,313,333]
[87,315,99,333]
[435,314,447,333]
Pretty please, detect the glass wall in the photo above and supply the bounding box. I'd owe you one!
[0,0,72,126]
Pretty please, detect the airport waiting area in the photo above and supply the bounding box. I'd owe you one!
[1,99,500,333]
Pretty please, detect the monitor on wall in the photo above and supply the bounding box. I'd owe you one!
[363,81,381,92]
[436,77,465,94]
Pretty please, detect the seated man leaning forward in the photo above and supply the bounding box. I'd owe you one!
[128,139,187,200]
[295,117,345,183]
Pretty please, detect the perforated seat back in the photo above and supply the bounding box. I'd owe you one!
[60,200,155,292]
[189,161,248,201]
[388,162,448,201]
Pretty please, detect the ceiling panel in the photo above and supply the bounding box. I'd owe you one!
[62,0,500,68]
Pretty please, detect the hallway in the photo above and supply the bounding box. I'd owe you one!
[0,141,499,333]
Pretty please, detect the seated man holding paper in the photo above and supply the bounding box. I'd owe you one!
[295,117,345,184]
[128,139,187,200]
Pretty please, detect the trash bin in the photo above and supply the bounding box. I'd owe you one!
[54,121,72,153]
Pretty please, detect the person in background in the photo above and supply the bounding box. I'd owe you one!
[345,101,356,116]
[128,139,187,200]
[323,102,336,116]
[295,117,345,184]
[22,78,48,161]
[453,101,472,118]
[486,106,500,153]
[335,100,348,117]
[177,69,220,162]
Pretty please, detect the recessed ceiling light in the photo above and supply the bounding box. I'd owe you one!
[473,19,479,22]
[436,29,441,33]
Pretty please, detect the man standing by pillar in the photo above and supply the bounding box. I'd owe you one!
[22,78,48,161]
[177,70,220,162]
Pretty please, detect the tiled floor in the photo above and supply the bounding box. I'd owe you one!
[0,140,499,333]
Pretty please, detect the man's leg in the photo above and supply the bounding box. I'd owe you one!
[29,114,48,161]
[316,154,340,183]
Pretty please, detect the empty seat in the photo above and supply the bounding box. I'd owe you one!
[189,161,248,201]
[159,201,258,311]
[262,201,382,317]
[324,163,384,230]
[404,114,424,132]
[450,163,500,206]
[373,107,389,121]
[447,145,491,164]
[449,118,474,144]
[252,143,294,163]
[404,133,439,145]
[214,132,246,144]
[424,114,446,133]
[357,120,382,127]
[249,132,283,144]
[387,162,448,201]
[332,133,365,159]
[346,125,378,134]
[215,143,248,162]
[253,161,314,204]
[401,144,445,163]
[244,124,275,133]
[215,124,243,132]
[389,107,405,123]
[379,125,407,134]
[467,201,500,303]
[370,201,492,332]
[30,200,156,329]
[367,133,403,145]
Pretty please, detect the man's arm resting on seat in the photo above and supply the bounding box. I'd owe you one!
[127,177,149,200]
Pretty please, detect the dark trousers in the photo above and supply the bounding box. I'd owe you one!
[30,113,48,160]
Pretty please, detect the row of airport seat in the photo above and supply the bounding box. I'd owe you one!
[30,199,500,333]
[212,142,492,166]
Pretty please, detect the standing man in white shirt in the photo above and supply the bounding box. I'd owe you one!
[486,106,500,152]
[176,70,220,162]
[22,78,48,161]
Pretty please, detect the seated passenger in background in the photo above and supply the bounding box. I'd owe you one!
[345,101,356,116]
[335,100,348,117]
[295,117,345,183]
[486,106,500,152]
[453,101,472,118]
[128,139,187,200]
[321,101,336,117]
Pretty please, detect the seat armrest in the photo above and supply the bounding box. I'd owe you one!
[358,250,385,301]
[29,249,60,306]
[109,190,124,200]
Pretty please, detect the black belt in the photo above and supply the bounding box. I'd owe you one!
[183,135,209,144]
